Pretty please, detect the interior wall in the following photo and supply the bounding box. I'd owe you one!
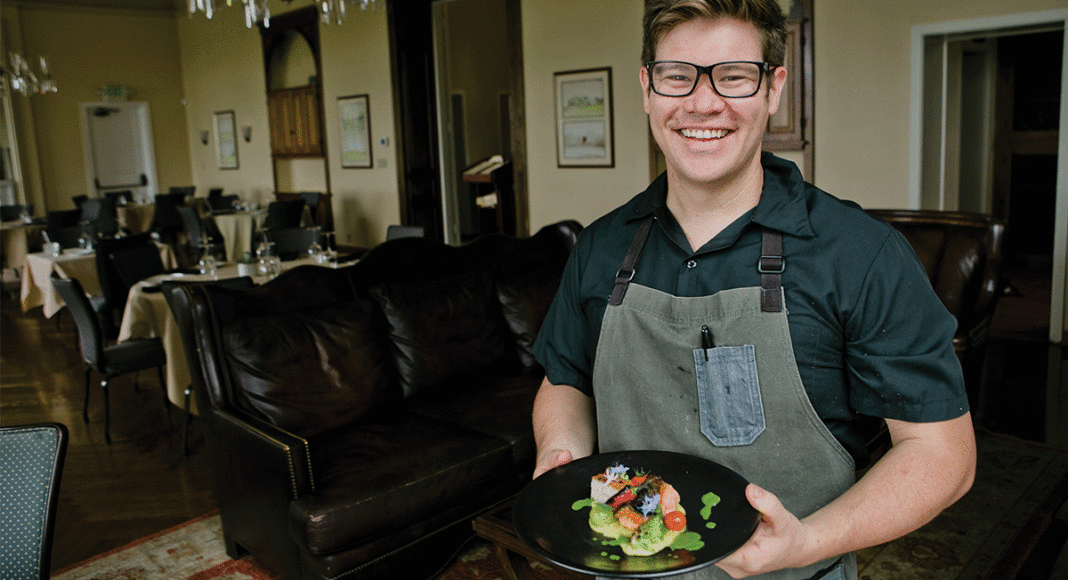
[522,0,649,231]
[812,0,1068,209]
[2,3,190,212]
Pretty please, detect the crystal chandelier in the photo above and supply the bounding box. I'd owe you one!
[3,53,57,96]
[188,0,272,29]
[317,0,377,26]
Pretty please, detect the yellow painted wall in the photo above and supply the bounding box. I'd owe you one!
[2,3,189,212]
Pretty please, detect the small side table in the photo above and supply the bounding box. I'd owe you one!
[473,498,595,580]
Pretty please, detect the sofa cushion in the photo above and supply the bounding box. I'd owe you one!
[408,374,541,468]
[222,299,394,438]
[289,414,513,555]
[496,267,564,371]
[369,270,515,399]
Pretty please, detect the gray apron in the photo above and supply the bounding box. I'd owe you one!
[592,217,857,580]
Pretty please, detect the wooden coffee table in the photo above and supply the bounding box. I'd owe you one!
[473,497,595,580]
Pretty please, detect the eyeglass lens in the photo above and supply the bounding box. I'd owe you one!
[649,61,765,98]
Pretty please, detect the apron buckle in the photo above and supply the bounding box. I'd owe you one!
[758,255,785,274]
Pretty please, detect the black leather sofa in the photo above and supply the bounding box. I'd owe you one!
[176,221,582,580]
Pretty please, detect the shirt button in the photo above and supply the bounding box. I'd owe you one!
[686,260,698,269]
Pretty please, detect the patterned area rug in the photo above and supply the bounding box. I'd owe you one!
[51,432,1068,580]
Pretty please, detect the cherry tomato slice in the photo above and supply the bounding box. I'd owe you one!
[664,510,686,531]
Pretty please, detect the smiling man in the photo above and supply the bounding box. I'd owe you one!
[530,1,976,579]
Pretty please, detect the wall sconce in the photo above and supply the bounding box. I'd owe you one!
[200,130,210,145]
[241,126,252,142]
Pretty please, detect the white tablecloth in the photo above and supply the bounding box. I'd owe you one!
[213,210,266,263]
[20,244,177,318]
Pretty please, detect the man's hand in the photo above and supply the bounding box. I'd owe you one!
[715,484,813,579]
[533,448,574,479]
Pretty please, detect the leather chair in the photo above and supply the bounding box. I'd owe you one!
[160,276,255,455]
[263,227,321,261]
[109,243,167,289]
[0,422,67,580]
[51,274,167,443]
[385,224,425,240]
[177,206,226,261]
[867,209,1006,417]
[262,200,306,230]
[80,198,119,238]
[94,233,155,338]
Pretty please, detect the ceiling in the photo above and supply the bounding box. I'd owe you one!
[17,0,185,12]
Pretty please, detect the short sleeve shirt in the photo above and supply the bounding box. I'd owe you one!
[532,153,969,464]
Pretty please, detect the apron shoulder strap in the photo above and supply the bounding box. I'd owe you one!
[760,229,785,312]
[609,216,655,306]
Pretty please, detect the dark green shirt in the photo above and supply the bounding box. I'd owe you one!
[532,153,968,464]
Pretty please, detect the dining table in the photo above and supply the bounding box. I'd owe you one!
[1,219,45,270]
[20,243,178,318]
[117,254,357,414]
[213,209,267,262]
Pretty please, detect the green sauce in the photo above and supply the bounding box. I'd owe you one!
[670,531,705,551]
[572,498,596,510]
[706,522,717,529]
[700,492,721,520]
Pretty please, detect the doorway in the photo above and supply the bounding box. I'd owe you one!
[911,10,1068,343]
[79,101,158,202]
[389,0,526,243]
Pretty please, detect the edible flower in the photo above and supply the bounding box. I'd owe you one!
[637,493,661,517]
[605,464,629,482]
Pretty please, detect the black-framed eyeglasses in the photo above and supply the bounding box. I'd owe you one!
[645,60,777,98]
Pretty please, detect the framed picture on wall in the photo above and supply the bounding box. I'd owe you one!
[214,110,239,170]
[338,94,372,169]
[554,67,614,168]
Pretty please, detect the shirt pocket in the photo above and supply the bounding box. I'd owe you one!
[693,344,765,446]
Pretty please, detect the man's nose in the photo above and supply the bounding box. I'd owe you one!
[685,73,726,112]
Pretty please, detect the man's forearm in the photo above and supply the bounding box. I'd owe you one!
[797,413,976,566]
[532,379,596,477]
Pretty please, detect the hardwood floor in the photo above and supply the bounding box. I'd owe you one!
[0,297,216,573]
[1,262,1065,575]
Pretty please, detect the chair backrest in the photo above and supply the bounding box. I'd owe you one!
[95,233,154,317]
[0,422,68,580]
[386,224,426,241]
[207,195,239,212]
[46,209,81,228]
[45,225,88,249]
[0,204,32,221]
[867,209,1006,328]
[152,192,185,231]
[207,187,224,197]
[71,195,88,210]
[80,198,118,238]
[177,205,205,242]
[263,200,306,230]
[299,191,321,212]
[168,186,196,199]
[109,244,166,289]
[50,274,104,368]
[264,227,322,260]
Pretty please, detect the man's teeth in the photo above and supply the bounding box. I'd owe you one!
[680,128,728,139]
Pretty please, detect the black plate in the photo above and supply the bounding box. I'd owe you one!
[513,450,760,578]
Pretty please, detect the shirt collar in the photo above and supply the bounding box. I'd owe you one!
[627,152,815,240]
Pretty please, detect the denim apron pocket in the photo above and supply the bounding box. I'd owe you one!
[693,344,765,446]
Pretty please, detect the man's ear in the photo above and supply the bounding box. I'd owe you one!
[766,65,788,116]
[639,64,652,115]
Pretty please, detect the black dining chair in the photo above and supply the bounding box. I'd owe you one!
[46,209,82,229]
[386,224,426,241]
[168,186,196,200]
[206,194,239,213]
[262,200,306,230]
[177,206,226,261]
[51,274,167,444]
[160,276,255,454]
[0,422,67,580]
[80,198,119,238]
[207,187,223,197]
[108,243,167,290]
[263,227,322,261]
[152,192,186,242]
[44,224,91,249]
[104,190,133,206]
[94,233,155,338]
[0,203,32,222]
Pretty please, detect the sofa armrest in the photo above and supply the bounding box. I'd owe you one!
[208,406,315,498]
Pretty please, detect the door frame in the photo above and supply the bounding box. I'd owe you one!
[908,8,1068,344]
[79,101,158,200]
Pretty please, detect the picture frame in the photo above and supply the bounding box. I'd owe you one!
[213,110,239,170]
[338,94,372,169]
[554,67,614,168]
